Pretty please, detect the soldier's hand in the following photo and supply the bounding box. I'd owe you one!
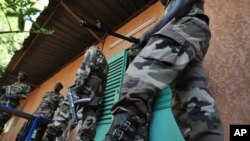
[128,44,142,58]
[139,36,147,48]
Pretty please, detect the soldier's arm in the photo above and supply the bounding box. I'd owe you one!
[139,0,202,47]
[25,85,31,93]
[23,85,31,97]
[58,95,65,107]
[6,93,26,99]
[20,85,31,99]
[6,85,31,99]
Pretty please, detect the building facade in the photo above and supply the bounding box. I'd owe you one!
[1,1,250,141]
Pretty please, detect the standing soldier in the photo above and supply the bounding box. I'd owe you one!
[105,0,224,141]
[0,71,31,135]
[16,82,64,141]
[42,46,108,141]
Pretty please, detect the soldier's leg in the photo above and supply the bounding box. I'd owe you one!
[42,100,71,141]
[105,36,201,141]
[0,99,8,135]
[0,113,5,134]
[105,16,211,141]
[0,112,4,134]
[0,112,12,133]
[33,122,47,141]
[76,109,98,141]
[172,59,224,141]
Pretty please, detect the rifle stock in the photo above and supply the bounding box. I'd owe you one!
[67,87,78,124]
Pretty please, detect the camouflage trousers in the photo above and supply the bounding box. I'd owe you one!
[45,100,98,141]
[31,122,48,141]
[0,112,12,132]
[109,17,224,141]
[0,101,18,132]
[172,59,224,141]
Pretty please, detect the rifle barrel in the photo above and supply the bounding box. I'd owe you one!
[80,20,139,44]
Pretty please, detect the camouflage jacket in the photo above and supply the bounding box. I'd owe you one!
[0,81,31,106]
[5,82,31,99]
[34,91,64,119]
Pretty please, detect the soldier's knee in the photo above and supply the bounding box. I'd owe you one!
[80,129,95,141]
[46,126,62,137]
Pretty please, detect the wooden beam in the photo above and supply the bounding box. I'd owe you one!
[59,0,102,42]
[10,4,60,73]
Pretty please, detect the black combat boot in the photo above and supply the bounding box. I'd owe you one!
[104,113,148,141]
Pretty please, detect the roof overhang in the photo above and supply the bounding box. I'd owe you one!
[0,0,157,89]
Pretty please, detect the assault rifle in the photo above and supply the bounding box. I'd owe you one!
[61,87,92,141]
[80,20,139,44]
[67,87,92,124]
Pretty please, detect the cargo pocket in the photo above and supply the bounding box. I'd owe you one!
[138,27,186,65]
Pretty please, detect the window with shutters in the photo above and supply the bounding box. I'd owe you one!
[94,50,128,140]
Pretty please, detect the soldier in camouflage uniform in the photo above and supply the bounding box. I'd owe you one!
[33,82,64,119]
[16,82,64,141]
[0,71,31,135]
[42,46,108,141]
[105,0,224,141]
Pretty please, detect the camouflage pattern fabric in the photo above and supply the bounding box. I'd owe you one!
[34,91,64,119]
[45,100,71,137]
[105,1,223,141]
[16,91,64,141]
[43,46,108,141]
[0,81,30,133]
[76,110,98,141]
[172,59,224,141]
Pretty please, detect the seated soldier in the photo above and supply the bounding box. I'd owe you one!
[16,82,64,141]
[42,46,108,141]
[0,71,31,135]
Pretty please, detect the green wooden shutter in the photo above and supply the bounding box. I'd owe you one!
[150,88,185,141]
[94,50,128,141]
